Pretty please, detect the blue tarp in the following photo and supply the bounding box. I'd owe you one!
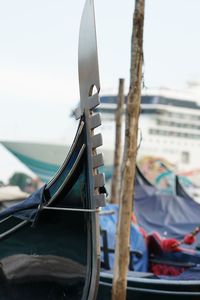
[0,185,45,221]
[100,204,148,272]
[1,165,200,262]
[134,172,200,247]
[159,266,200,280]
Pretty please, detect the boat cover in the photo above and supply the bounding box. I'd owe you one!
[159,265,200,280]
[0,185,45,221]
[100,204,148,272]
[134,172,200,247]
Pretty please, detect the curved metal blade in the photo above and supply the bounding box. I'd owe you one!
[78,0,100,115]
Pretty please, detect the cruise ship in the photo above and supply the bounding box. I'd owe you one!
[100,93,200,170]
[2,92,200,183]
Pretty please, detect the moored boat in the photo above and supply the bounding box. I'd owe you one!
[0,0,106,299]
[97,170,200,299]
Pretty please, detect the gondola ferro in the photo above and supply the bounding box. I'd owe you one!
[0,0,106,299]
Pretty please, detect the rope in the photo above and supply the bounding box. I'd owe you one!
[172,226,200,248]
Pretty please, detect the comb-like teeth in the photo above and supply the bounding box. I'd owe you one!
[87,94,100,110]
[92,153,104,168]
[94,194,106,207]
[91,133,103,149]
[93,173,105,188]
[90,113,101,130]
[74,107,81,120]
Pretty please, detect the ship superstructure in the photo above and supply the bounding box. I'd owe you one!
[99,93,200,171]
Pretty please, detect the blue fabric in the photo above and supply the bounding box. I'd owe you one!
[0,185,45,221]
[99,204,148,272]
[134,172,200,248]
[155,251,200,265]
[159,265,200,280]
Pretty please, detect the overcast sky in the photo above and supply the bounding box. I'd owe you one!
[0,0,200,180]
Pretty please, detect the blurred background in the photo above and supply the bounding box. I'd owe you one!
[0,0,200,194]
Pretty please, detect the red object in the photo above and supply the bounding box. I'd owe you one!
[161,238,180,252]
[183,234,196,245]
[139,227,148,239]
[131,212,137,225]
[147,232,180,255]
[151,263,185,276]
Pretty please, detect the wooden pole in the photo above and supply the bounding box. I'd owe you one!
[112,0,145,299]
[110,78,125,204]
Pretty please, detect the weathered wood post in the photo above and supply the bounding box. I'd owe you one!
[112,0,145,299]
[110,78,125,204]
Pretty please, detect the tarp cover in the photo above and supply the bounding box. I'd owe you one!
[100,204,148,272]
[159,265,200,280]
[134,172,200,247]
[0,185,45,221]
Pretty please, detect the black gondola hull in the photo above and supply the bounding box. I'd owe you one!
[98,271,200,299]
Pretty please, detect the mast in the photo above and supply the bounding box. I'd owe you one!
[112,0,145,299]
[111,78,125,204]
